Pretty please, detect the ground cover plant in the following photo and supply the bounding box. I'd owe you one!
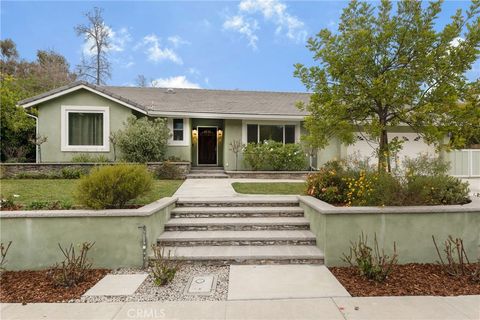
[306,156,470,206]
[232,182,306,195]
[0,178,183,210]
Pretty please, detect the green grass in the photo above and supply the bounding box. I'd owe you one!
[0,179,184,207]
[232,182,306,195]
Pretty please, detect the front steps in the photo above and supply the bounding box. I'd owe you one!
[186,166,228,179]
[156,199,324,265]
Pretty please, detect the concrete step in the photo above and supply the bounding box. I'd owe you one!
[190,166,224,171]
[186,173,229,179]
[151,245,324,265]
[175,199,299,208]
[157,230,316,246]
[171,206,304,218]
[165,217,310,231]
[187,169,225,174]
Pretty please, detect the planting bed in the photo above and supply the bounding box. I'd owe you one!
[330,263,480,297]
[0,269,109,303]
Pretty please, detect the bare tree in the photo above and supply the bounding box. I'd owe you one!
[135,74,149,87]
[75,7,111,85]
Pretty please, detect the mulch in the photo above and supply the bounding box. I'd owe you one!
[0,269,109,303]
[329,263,480,297]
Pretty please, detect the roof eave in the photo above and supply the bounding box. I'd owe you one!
[148,110,306,121]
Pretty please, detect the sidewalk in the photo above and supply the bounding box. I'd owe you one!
[1,295,478,320]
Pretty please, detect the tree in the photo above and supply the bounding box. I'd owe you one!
[294,0,480,172]
[0,39,18,61]
[135,74,149,87]
[75,7,111,85]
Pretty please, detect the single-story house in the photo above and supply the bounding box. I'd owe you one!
[18,81,436,169]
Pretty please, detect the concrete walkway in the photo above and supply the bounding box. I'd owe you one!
[174,178,304,198]
[1,295,478,319]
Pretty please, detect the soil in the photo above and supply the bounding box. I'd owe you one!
[330,263,480,297]
[0,269,109,303]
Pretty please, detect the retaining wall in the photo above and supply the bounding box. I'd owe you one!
[0,162,191,179]
[298,196,480,266]
[226,171,310,179]
[0,198,177,270]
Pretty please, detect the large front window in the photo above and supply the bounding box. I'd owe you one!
[61,106,109,152]
[247,124,296,144]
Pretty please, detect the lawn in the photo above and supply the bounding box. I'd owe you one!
[232,182,306,195]
[0,179,183,207]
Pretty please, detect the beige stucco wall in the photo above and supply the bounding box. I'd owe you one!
[37,89,134,162]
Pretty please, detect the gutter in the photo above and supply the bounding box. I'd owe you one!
[26,113,39,163]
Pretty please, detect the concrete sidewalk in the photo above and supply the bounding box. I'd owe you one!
[1,295,478,320]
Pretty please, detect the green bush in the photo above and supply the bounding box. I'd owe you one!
[26,200,72,210]
[61,167,90,179]
[243,141,307,171]
[15,171,62,179]
[406,175,470,205]
[116,116,170,163]
[306,162,348,204]
[155,161,183,180]
[403,153,450,176]
[74,164,153,209]
[71,154,111,163]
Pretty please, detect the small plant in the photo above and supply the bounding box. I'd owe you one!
[51,242,95,287]
[0,195,21,210]
[71,153,110,163]
[26,200,72,210]
[229,139,244,171]
[151,245,180,286]
[29,135,48,163]
[432,235,479,282]
[342,232,398,282]
[75,164,153,209]
[61,167,90,179]
[0,241,12,273]
[155,161,183,180]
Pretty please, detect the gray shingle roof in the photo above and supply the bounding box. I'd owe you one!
[19,81,310,117]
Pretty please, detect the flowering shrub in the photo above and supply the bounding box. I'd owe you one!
[243,141,307,171]
[306,161,348,204]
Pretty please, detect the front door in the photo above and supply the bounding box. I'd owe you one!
[198,127,217,165]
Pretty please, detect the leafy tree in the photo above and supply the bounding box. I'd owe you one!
[116,116,171,163]
[295,0,480,171]
[75,7,111,85]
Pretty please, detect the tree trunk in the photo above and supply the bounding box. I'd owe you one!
[96,52,100,85]
[378,128,391,172]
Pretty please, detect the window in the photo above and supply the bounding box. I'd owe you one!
[61,106,109,152]
[173,119,184,141]
[245,123,297,144]
[68,113,104,146]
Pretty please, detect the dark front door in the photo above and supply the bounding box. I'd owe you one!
[198,127,217,165]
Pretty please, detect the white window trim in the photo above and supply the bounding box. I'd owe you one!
[242,120,301,144]
[167,118,190,146]
[61,105,110,152]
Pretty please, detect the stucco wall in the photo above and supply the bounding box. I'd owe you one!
[223,119,244,171]
[299,196,480,266]
[37,89,134,162]
[0,198,176,270]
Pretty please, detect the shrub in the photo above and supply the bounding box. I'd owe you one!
[26,200,72,210]
[51,242,95,287]
[306,162,348,204]
[16,171,62,179]
[403,153,450,176]
[243,141,306,171]
[155,161,183,180]
[61,167,90,179]
[116,116,170,163]
[75,164,153,209]
[405,175,470,205]
[151,245,180,286]
[71,154,110,163]
[342,233,398,282]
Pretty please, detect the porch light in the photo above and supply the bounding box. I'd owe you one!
[192,129,198,144]
[217,129,223,143]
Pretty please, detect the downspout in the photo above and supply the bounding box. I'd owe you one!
[26,114,39,163]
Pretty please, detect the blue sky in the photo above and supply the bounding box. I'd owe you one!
[1,0,478,92]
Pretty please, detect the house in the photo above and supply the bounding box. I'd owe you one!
[18,81,436,170]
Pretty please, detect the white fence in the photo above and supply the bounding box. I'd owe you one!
[449,149,480,177]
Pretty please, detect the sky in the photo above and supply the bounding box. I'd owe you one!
[1,0,478,92]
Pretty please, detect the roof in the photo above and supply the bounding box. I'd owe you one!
[18,81,311,119]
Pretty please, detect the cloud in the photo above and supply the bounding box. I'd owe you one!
[223,0,306,48]
[139,34,183,64]
[188,67,201,76]
[168,35,190,48]
[82,25,131,56]
[151,76,200,88]
[223,15,259,49]
[450,37,464,48]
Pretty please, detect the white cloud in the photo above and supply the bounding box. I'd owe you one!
[151,76,200,89]
[188,67,201,76]
[450,37,464,48]
[168,35,190,48]
[223,15,259,49]
[139,34,183,64]
[82,25,131,56]
[224,0,306,49]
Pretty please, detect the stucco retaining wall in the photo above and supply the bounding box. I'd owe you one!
[0,162,191,179]
[226,171,310,179]
[298,196,480,266]
[0,198,177,270]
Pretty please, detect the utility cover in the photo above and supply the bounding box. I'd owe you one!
[184,274,218,296]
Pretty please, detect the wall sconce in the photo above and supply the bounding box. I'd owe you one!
[192,129,198,144]
[217,129,223,143]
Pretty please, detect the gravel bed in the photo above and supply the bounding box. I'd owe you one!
[76,265,229,303]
